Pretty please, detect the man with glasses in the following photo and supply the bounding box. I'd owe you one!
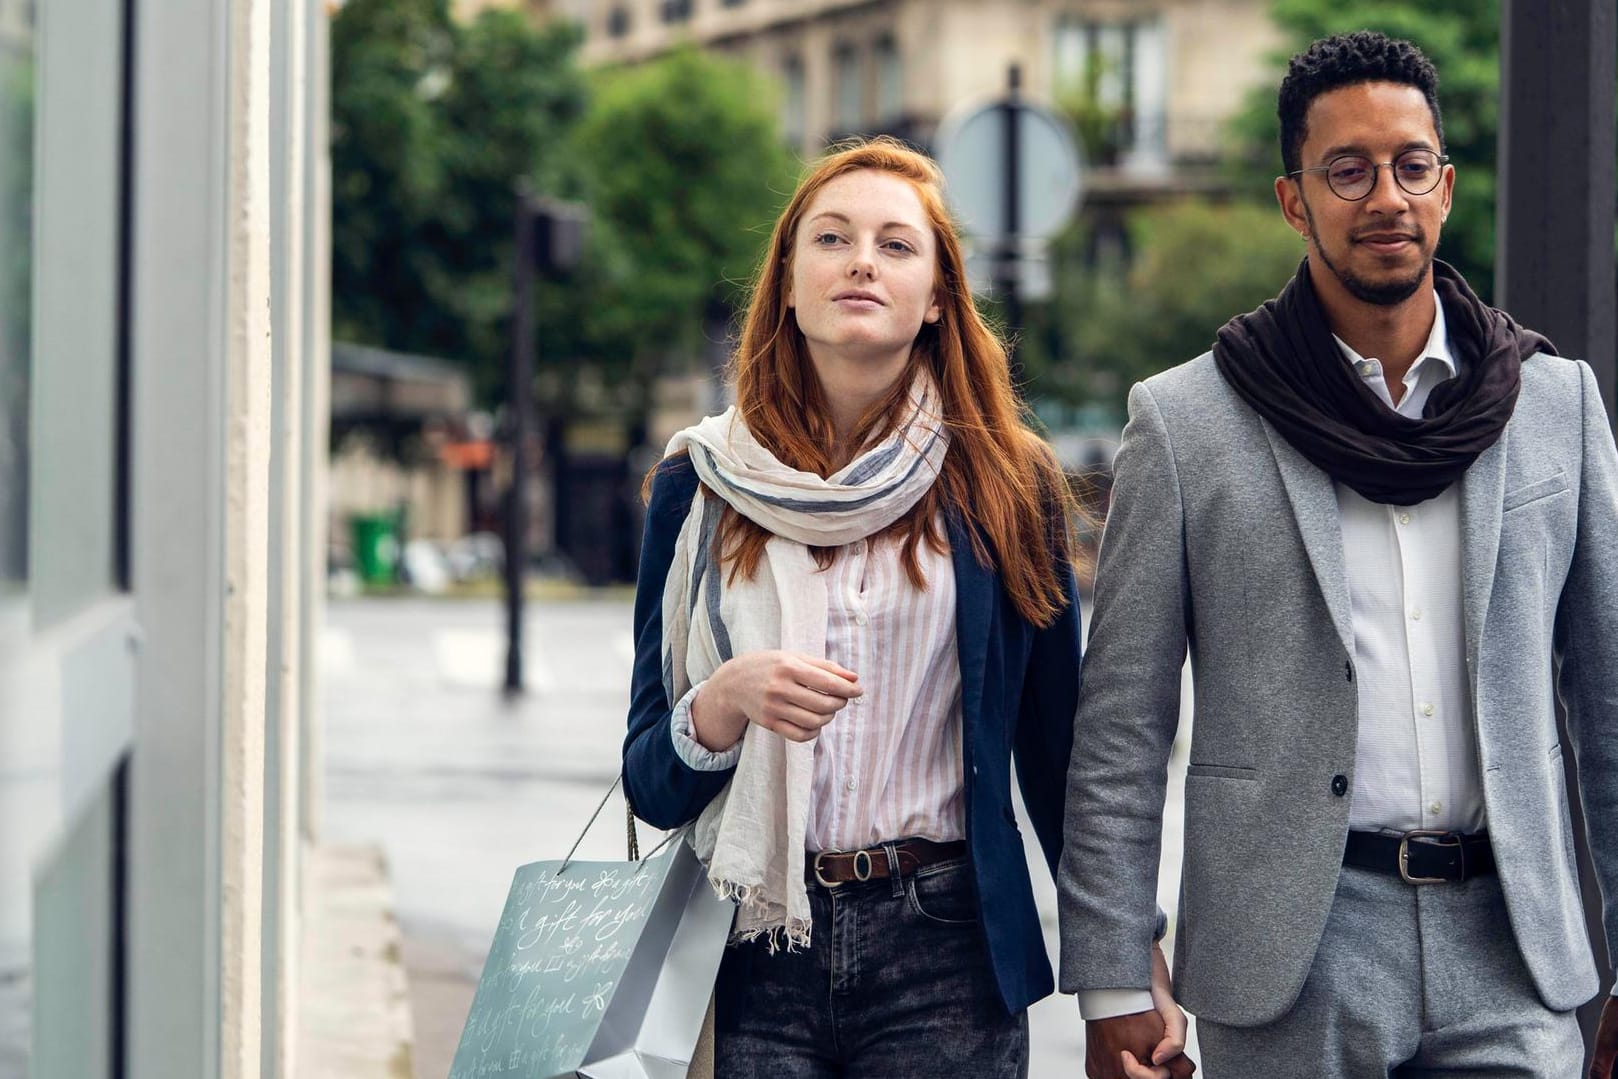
[1058,30,1618,1079]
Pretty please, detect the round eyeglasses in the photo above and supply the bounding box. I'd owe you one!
[1286,149,1450,202]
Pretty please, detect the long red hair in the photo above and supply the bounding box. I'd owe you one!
[666,137,1078,627]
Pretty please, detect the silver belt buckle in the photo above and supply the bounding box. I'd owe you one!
[1398,829,1460,885]
[812,848,874,887]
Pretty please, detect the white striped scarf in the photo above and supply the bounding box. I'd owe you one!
[661,372,949,948]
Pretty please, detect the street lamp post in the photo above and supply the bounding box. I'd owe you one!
[503,188,586,697]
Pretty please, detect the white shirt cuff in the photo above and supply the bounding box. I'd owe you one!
[669,682,743,771]
[1078,989,1157,1021]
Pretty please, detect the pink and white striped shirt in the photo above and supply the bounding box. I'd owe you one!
[670,517,966,852]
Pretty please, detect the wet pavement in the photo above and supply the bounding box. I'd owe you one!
[319,594,1199,1079]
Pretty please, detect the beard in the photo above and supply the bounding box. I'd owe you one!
[1316,242,1432,305]
[1302,201,1433,306]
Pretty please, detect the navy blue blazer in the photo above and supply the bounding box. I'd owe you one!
[621,454,1081,1014]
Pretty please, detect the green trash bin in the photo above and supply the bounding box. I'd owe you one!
[351,512,401,587]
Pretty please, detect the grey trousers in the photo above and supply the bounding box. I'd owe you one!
[1196,865,1584,1079]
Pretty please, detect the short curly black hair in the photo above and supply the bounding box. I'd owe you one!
[1277,31,1443,175]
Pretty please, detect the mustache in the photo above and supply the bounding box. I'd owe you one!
[1351,225,1426,243]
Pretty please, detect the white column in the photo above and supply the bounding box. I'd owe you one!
[299,0,332,857]
[220,0,273,1073]
[264,0,309,1071]
[128,0,273,1073]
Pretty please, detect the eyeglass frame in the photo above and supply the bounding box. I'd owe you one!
[1284,149,1452,202]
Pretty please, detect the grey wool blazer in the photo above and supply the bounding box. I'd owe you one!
[1057,350,1618,1027]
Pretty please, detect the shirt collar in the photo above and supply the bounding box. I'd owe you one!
[1333,292,1457,388]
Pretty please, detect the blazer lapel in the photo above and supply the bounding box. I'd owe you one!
[1458,435,1507,660]
[1261,420,1355,656]
[948,512,992,734]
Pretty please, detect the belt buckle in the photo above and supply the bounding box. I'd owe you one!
[1398,829,1460,885]
[812,851,839,888]
[812,849,874,888]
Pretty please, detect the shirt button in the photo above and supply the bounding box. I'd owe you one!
[1357,361,1376,376]
[1428,800,1443,815]
[1331,774,1349,797]
[845,778,857,792]
[1411,607,1423,621]
[855,613,868,627]
[1398,512,1411,526]
[1420,703,1435,717]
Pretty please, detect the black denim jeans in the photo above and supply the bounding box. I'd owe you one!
[712,853,1029,1078]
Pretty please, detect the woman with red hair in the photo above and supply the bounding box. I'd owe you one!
[622,138,1182,1077]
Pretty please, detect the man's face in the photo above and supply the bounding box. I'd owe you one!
[1276,81,1454,307]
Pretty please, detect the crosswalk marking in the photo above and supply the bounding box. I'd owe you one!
[432,628,557,693]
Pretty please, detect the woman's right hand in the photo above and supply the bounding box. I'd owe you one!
[689,651,862,751]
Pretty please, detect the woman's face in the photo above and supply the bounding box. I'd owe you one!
[786,169,941,371]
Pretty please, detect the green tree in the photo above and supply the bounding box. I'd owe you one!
[1024,201,1303,415]
[330,0,456,351]
[571,47,798,411]
[329,0,586,397]
[1227,0,1501,299]
[434,10,586,399]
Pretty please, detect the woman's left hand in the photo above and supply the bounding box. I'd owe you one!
[1137,941,1193,1077]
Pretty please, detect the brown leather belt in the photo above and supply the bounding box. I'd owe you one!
[1343,829,1496,884]
[807,838,968,887]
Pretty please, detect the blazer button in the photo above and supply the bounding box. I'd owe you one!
[1331,774,1349,797]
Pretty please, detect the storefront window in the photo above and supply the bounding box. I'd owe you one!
[0,7,35,591]
[0,11,36,1076]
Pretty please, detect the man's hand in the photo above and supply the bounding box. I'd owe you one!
[1085,944,1194,1079]
[1085,1011,1193,1079]
[1590,996,1618,1079]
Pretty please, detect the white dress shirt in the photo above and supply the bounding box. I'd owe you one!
[1334,296,1486,834]
[669,518,967,853]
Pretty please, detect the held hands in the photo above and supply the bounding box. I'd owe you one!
[689,651,862,751]
[1085,944,1194,1079]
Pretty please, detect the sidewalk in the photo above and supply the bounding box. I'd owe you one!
[314,595,1199,1077]
[297,844,415,1079]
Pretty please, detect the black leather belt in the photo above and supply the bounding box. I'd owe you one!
[808,838,967,887]
[1343,829,1496,884]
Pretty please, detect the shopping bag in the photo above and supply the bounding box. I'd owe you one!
[448,804,731,1079]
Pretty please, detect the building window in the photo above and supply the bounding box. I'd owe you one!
[661,0,693,24]
[606,5,631,37]
[874,36,902,125]
[832,43,862,133]
[781,54,805,147]
[1052,15,1167,168]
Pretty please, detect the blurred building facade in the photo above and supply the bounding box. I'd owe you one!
[454,0,566,20]
[0,1,331,1078]
[328,342,485,550]
[575,0,1277,180]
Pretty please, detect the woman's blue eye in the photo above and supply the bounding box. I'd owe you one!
[814,232,843,245]
[883,239,915,253]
